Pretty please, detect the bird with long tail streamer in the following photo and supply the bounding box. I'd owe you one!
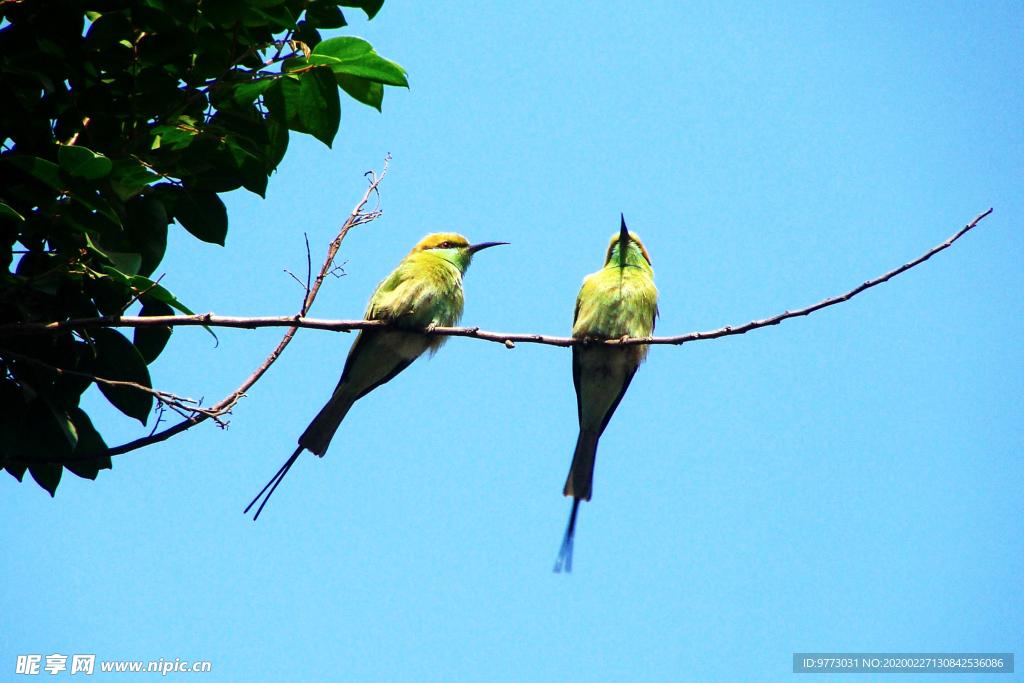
[555,216,658,572]
[246,233,507,520]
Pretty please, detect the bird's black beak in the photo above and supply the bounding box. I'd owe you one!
[619,214,630,269]
[468,241,509,254]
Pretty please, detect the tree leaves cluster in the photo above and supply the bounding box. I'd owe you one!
[0,0,407,495]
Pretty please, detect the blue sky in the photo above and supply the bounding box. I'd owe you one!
[3,1,1022,681]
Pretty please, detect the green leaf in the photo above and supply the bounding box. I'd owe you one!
[134,298,174,364]
[104,251,143,276]
[4,463,27,483]
[200,0,248,26]
[281,56,309,74]
[88,264,134,314]
[89,328,153,425]
[29,464,63,497]
[7,156,63,190]
[170,187,228,245]
[58,145,113,180]
[125,195,169,277]
[151,123,200,150]
[339,0,385,20]
[40,396,79,450]
[64,407,111,480]
[305,0,347,28]
[0,202,25,222]
[101,266,196,317]
[310,36,408,87]
[18,398,75,496]
[267,120,290,168]
[253,3,297,29]
[263,76,302,127]
[335,73,384,111]
[85,11,132,49]
[111,268,216,342]
[239,156,269,198]
[232,78,277,107]
[81,233,143,277]
[299,66,341,148]
[60,180,124,230]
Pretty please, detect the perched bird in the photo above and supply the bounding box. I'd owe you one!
[246,233,507,520]
[554,216,658,572]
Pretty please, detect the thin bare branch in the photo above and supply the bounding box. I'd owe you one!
[0,208,992,351]
[2,206,989,466]
[282,269,310,295]
[89,155,392,459]
[303,233,312,294]
[0,348,227,426]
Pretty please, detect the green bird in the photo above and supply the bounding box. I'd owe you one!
[554,216,658,572]
[246,232,507,520]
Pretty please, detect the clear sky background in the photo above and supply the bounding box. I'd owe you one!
[3,1,1022,681]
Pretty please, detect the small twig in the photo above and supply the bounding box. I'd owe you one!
[327,259,347,279]
[281,233,316,297]
[130,155,182,185]
[149,402,167,437]
[90,156,391,460]
[303,233,312,295]
[0,348,228,426]
[118,273,165,315]
[269,30,294,65]
[283,270,310,294]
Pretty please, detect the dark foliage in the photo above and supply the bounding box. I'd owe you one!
[0,0,406,494]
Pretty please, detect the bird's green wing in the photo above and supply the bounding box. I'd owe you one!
[353,356,415,400]
[334,329,376,390]
[573,345,583,426]
[598,366,637,437]
[572,287,586,425]
[364,266,408,320]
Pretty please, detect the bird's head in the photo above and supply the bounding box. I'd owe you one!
[412,232,508,273]
[604,215,652,272]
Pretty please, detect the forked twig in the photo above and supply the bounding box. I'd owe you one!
[0,348,227,426]
[65,156,389,461]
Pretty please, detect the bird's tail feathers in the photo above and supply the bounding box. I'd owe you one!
[245,445,303,521]
[553,498,582,574]
[563,431,599,501]
[298,388,356,457]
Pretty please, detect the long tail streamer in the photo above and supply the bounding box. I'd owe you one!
[553,498,582,573]
[245,445,303,521]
